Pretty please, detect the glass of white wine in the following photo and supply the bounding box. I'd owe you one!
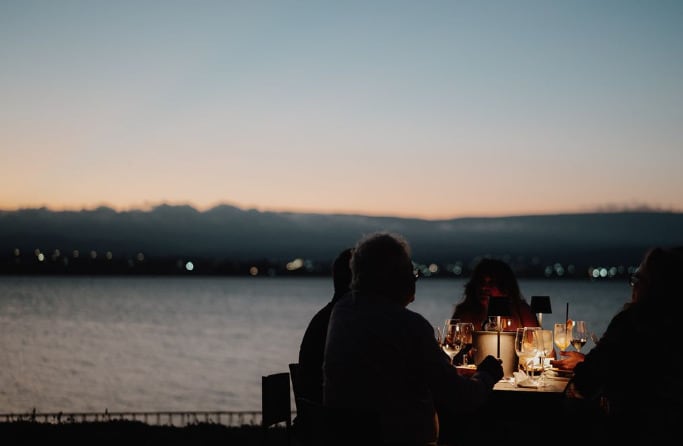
[442,319,462,364]
[553,322,571,356]
[571,320,588,352]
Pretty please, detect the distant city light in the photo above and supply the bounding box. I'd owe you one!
[1,242,644,280]
[446,262,463,275]
[286,258,303,271]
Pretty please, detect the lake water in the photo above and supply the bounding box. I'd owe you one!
[0,276,630,414]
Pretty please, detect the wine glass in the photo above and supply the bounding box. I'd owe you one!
[514,328,527,373]
[525,328,544,384]
[571,320,588,352]
[536,329,554,386]
[553,323,571,357]
[438,318,454,344]
[514,327,539,379]
[441,319,462,364]
[455,322,474,365]
[484,316,498,331]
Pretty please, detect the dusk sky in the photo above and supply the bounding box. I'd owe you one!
[2,1,682,220]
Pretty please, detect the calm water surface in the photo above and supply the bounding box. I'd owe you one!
[0,276,630,413]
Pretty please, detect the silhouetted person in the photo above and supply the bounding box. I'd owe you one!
[452,258,538,331]
[324,232,503,445]
[294,247,352,444]
[551,246,683,445]
[298,247,353,403]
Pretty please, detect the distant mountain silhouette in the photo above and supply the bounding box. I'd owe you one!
[1,205,682,276]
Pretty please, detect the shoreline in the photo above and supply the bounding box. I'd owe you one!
[0,420,288,445]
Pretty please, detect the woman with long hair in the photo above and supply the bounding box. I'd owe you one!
[451,258,538,331]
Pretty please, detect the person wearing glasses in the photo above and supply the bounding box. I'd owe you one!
[323,232,503,446]
[551,246,683,443]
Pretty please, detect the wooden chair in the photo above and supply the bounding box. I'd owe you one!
[261,371,292,446]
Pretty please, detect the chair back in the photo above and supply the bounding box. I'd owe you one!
[261,372,292,445]
[288,363,302,414]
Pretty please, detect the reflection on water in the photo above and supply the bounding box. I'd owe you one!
[0,276,628,413]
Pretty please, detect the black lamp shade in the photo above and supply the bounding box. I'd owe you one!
[487,296,512,317]
[530,296,552,314]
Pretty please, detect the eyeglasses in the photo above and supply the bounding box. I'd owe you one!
[629,273,640,287]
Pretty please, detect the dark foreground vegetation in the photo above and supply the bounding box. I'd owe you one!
[0,421,288,446]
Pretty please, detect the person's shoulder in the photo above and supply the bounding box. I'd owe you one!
[402,307,435,330]
[599,306,636,341]
[309,301,334,322]
[303,299,336,334]
[327,292,359,324]
[610,306,635,324]
[403,306,426,318]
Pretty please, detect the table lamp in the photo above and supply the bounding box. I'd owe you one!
[530,295,552,328]
[487,297,512,358]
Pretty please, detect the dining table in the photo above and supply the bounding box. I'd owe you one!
[494,374,569,393]
[491,375,569,438]
[444,369,571,444]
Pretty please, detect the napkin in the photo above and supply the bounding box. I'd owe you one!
[513,371,539,388]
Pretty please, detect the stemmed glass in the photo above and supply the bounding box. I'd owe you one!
[553,323,571,357]
[441,319,462,364]
[536,329,554,386]
[455,322,475,365]
[514,328,527,373]
[514,327,539,382]
[571,320,588,352]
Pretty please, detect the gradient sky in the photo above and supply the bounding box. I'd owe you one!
[1,0,682,220]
